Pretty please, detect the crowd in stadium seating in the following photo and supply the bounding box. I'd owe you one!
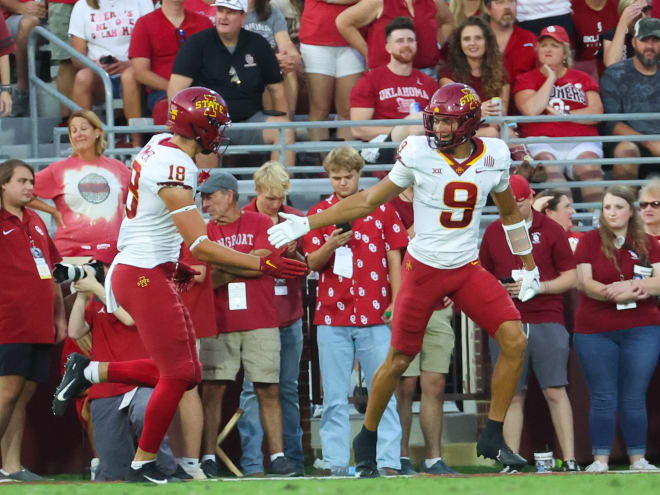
[0,0,660,483]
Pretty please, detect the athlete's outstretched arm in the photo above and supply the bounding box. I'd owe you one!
[269,177,404,248]
[160,187,306,278]
[490,187,535,271]
[311,178,403,229]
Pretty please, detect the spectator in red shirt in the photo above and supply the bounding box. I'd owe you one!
[0,0,44,116]
[574,185,660,473]
[129,0,212,125]
[349,16,438,165]
[303,146,408,475]
[335,0,450,76]
[237,161,306,476]
[439,16,508,137]
[571,0,619,77]
[480,175,579,472]
[0,159,66,482]
[197,171,298,478]
[0,13,13,116]
[639,178,660,239]
[26,110,130,257]
[533,189,582,251]
[484,0,536,109]
[513,25,605,204]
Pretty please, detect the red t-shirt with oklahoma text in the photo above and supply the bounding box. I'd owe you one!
[178,242,217,338]
[513,68,600,138]
[242,198,305,326]
[34,156,130,256]
[571,0,618,63]
[85,297,149,400]
[350,66,438,119]
[207,211,278,333]
[129,8,212,92]
[303,194,408,327]
[574,229,660,334]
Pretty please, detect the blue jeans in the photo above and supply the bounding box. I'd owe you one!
[574,326,660,456]
[237,319,304,474]
[317,324,401,471]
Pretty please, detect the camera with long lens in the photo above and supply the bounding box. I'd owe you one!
[53,260,106,285]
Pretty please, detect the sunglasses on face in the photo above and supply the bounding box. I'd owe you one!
[639,201,660,209]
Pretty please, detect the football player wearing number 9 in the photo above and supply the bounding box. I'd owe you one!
[52,86,307,484]
[268,83,540,476]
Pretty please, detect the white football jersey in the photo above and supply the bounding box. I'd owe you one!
[388,136,511,269]
[115,133,198,268]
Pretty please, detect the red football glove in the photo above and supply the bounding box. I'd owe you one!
[260,253,307,278]
[172,261,201,293]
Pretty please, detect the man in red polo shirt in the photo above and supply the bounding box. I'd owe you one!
[479,175,579,472]
[303,146,408,475]
[0,159,66,482]
[237,161,306,476]
[197,171,298,478]
[129,0,212,123]
[485,0,536,112]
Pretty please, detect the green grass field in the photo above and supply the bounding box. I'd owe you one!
[2,472,659,495]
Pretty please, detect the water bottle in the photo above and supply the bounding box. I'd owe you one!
[409,101,420,113]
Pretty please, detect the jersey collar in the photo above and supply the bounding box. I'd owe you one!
[436,138,485,176]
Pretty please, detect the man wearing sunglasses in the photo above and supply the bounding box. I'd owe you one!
[601,17,660,182]
[168,0,296,166]
[129,0,213,124]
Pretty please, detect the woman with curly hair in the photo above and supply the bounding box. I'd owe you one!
[439,16,507,137]
[573,185,660,473]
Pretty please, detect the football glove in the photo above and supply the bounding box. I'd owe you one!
[519,267,540,302]
[260,253,307,278]
[267,213,310,248]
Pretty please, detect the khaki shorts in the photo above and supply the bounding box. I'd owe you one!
[199,327,280,383]
[403,307,455,376]
[47,3,74,61]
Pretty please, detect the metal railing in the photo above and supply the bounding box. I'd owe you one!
[27,26,116,157]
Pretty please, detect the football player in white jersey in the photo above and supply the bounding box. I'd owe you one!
[268,83,540,475]
[52,87,306,483]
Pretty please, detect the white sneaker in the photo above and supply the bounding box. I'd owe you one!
[585,460,609,473]
[630,459,660,472]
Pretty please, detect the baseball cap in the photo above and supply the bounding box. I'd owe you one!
[538,25,570,44]
[212,0,248,12]
[198,170,239,195]
[509,174,533,202]
[634,17,660,40]
[92,242,118,266]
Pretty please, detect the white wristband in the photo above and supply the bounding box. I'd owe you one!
[502,219,533,256]
[190,235,208,251]
[170,204,197,216]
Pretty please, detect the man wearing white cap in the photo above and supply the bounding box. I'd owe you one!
[168,0,295,165]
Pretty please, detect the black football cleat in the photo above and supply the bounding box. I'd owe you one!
[126,462,169,484]
[477,434,527,468]
[52,353,92,416]
[353,426,379,478]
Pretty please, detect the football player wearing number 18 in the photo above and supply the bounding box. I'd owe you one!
[52,86,307,484]
[268,83,540,476]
